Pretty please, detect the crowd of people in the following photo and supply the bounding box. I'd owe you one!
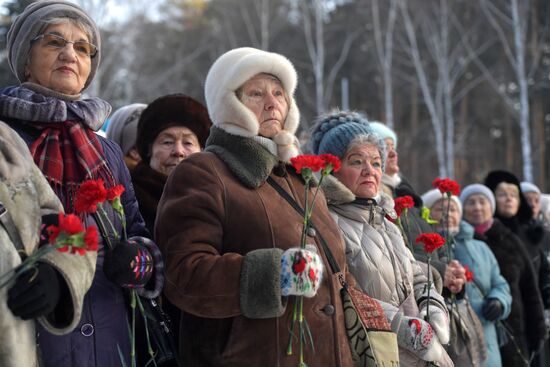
[0,1,549,367]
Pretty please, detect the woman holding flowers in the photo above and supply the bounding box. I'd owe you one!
[0,120,95,367]
[309,110,453,366]
[156,47,357,367]
[460,184,546,367]
[0,1,162,366]
[422,188,512,367]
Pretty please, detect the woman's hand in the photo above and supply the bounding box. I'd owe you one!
[103,237,154,288]
[394,315,444,362]
[443,260,466,294]
[280,245,323,298]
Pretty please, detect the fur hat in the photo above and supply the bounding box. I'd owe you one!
[484,170,532,222]
[6,0,101,91]
[204,47,300,162]
[369,122,398,149]
[460,184,496,214]
[421,188,462,215]
[309,110,386,170]
[136,94,212,164]
[106,103,146,155]
[520,181,541,195]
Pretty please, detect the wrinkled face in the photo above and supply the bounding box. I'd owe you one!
[384,138,399,175]
[149,126,201,176]
[463,194,493,226]
[239,73,289,138]
[495,182,520,218]
[25,23,92,95]
[524,192,541,218]
[334,144,382,198]
[430,199,461,232]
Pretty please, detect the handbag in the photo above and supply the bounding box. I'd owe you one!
[267,177,399,367]
[446,296,487,367]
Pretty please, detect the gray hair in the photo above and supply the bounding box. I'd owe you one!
[346,133,387,172]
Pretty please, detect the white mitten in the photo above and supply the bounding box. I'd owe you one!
[280,245,323,298]
[394,314,444,362]
[419,305,450,345]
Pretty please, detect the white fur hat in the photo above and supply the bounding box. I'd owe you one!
[520,181,541,195]
[421,188,462,215]
[204,47,300,162]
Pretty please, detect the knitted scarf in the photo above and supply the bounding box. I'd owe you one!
[0,84,114,213]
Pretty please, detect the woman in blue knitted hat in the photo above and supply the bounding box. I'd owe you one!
[309,110,453,367]
[0,1,163,366]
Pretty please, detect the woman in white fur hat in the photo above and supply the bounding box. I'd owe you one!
[156,47,357,366]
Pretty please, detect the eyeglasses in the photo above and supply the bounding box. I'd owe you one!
[31,33,98,58]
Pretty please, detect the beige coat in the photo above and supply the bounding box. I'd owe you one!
[0,121,96,367]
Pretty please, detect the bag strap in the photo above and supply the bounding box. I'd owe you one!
[0,201,26,260]
[93,212,115,250]
[266,177,345,284]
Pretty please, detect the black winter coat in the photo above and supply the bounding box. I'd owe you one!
[475,219,547,366]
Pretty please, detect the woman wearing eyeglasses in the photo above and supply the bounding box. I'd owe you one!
[0,2,163,367]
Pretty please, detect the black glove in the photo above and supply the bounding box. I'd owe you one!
[39,214,60,247]
[103,237,154,288]
[7,262,60,320]
[482,298,503,321]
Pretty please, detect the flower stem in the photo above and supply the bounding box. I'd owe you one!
[131,290,136,367]
[299,296,304,366]
[98,204,120,243]
[426,256,431,322]
[287,298,299,355]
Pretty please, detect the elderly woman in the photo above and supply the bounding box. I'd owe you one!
[105,103,147,170]
[422,188,512,367]
[309,111,452,366]
[0,120,94,367]
[460,184,546,367]
[133,94,211,233]
[156,48,359,366]
[0,2,162,366]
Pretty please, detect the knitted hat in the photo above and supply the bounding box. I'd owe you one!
[421,189,462,215]
[520,181,541,195]
[6,0,101,91]
[136,94,212,163]
[484,170,532,222]
[541,194,550,217]
[204,47,300,162]
[369,122,398,148]
[459,184,496,214]
[106,104,146,155]
[309,110,386,170]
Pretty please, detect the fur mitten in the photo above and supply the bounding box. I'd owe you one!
[103,237,154,288]
[393,312,444,362]
[419,305,450,344]
[281,245,323,298]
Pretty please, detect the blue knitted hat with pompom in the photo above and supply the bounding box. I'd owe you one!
[308,110,386,170]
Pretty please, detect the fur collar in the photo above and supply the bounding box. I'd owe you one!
[205,126,278,189]
[322,174,397,220]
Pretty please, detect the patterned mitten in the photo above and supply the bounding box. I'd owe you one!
[103,237,154,288]
[393,313,444,362]
[419,305,450,344]
[280,245,323,298]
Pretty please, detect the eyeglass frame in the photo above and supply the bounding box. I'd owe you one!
[30,33,98,58]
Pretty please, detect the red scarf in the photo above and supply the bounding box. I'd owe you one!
[30,120,115,213]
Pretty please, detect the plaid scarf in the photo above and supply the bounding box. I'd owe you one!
[30,120,115,213]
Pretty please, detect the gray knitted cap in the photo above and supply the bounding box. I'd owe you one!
[106,103,147,155]
[6,0,101,91]
[459,183,496,215]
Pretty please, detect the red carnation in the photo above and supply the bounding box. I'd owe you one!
[106,185,125,201]
[84,226,99,252]
[464,265,474,283]
[432,178,461,196]
[291,155,325,174]
[415,233,446,254]
[58,213,84,235]
[74,179,107,214]
[394,195,415,217]
[319,154,341,173]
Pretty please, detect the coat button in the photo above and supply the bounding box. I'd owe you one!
[80,323,94,337]
[307,227,317,237]
[322,304,335,316]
